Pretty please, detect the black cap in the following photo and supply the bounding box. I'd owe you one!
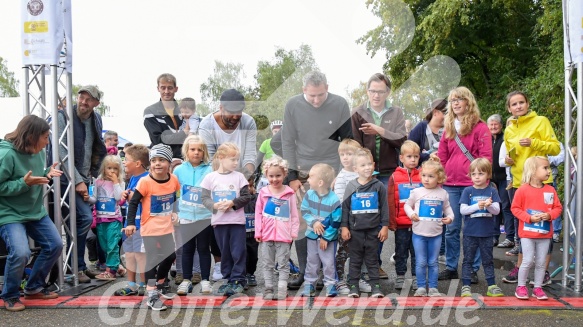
[220,89,245,112]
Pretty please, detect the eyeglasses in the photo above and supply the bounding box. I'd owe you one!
[449,98,466,104]
[368,90,388,96]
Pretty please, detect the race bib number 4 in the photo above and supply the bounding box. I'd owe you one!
[351,192,379,214]
[263,197,290,221]
[418,199,443,221]
[398,183,421,203]
[150,193,175,216]
[524,209,551,234]
[182,185,204,208]
[97,197,116,215]
[212,190,236,203]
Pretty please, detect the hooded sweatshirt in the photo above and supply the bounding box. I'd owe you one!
[341,178,389,231]
[174,161,213,222]
[0,139,51,226]
[254,185,299,243]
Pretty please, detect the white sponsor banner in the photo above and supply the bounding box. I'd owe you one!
[566,0,583,63]
[21,0,63,66]
[62,0,72,72]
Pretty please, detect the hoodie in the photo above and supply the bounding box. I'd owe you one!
[341,178,389,231]
[254,185,299,243]
[173,161,213,222]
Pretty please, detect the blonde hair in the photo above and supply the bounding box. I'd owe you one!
[421,156,447,184]
[181,135,210,163]
[352,148,374,167]
[469,158,492,179]
[212,142,240,170]
[98,155,125,181]
[400,140,421,155]
[521,156,548,185]
[262,155,288,176]
[338,139,362,154]
[310,163,336,189]
[444,86,482,138]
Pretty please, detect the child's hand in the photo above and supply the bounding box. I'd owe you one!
[410,213,420,222]
[171,213,179,225]
[123,225,136,237]
[121,189,130,201]
[341,227,351,241]
[485,198,493,207]
[216,200,234,211]
[255,237,262,243]
[107,170,119,184]
[313,221,324,235]
[442,217,453,225]
[542,213,552,221]
[378,226,388,242]
[319,238,328,250]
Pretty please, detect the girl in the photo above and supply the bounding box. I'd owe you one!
[0,115,63,311]
[201,142,253,296]
[404,157,454,297]
[173,135,213,295]
[512,156,562,300]
[254,156,300,300]
[91,155,125,280]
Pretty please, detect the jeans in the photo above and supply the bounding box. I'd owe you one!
[443,185,481,272]
[493,180,515,241]
[61,188,93,271]
[412,233,441,289]
[179,221,212,281]
[462,236,495,286]
[395,228,415,276]
[0,216,63,300]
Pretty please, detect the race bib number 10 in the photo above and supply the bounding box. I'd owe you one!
[182,185,204,208]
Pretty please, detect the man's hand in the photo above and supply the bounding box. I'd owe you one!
[289,179,303,193]
[359,122,384,136]
[75,182,89,201]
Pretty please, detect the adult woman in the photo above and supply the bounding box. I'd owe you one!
[0,115,63,312]
[409,98,447,165]
[435,87,492,282]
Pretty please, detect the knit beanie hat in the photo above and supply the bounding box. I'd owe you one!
[149,144,173,162]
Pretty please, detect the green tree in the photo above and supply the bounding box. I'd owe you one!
[199,61,249,112]
[0,57,19,97]
[72,84,111,116]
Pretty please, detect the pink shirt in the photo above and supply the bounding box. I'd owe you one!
[200,171,248,226]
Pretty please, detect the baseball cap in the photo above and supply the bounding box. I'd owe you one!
[219,89,245,112]
[78,85,102,101]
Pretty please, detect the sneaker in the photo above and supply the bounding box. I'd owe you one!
[438,255,446,264]
[316,279,324,290]
[246,274,257,287]
[359,279,372,292]
[532,287,548,300]
[138,285,146,296]
[217,283,231,296]
[497,239,515,248]
[95,271,117,281]
[553,233,560,243]
[96,262,107,271]
[461,285,472,297]
[24,288,59,300]
[77,270,92,283]
[114,285,138,296]
[379,268,389,279]
[348,284,360,298]
[212,262,223,281]
[428,288,444,297]
[515,285,529,300]
[147,292,167,311]
[438,269,458,280]
[3,297,25,312]
[471,271,479,284]
[174,273,184,285]
[192,273,202,284]
[493,238,499,247]
[226,281,244,296]
[506,245,520,256]
[200,280,212,294]
[394,275,405,290]
[326,284,338,297]
[336,281,350,295]
[177,280,193,295]
[371,284,384,298]
[287,273,304,290]
[263,289,274,300]
[302,284,316,297]
[117,265,127,277]
[411,276,418,290]
[414,288,427,297]
[157,287,176,299]
[276,283,288,300]
[503,266,519,283]
[487,284,504,297]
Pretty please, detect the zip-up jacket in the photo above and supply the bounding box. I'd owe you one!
[254,186,299,243]
[341,178,389,231]
[388,167,421,230]
[143,100,185,159]
[302,189,342,242]
[174,161,213,222]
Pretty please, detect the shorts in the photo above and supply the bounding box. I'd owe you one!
[122,229,145,253]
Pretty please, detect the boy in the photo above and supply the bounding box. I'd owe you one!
[388,141,421,291]
[341,148,389,298]
[115,144,150,296]
[179,97,201,134]
[459,158,504,297]
[124,144,181,311]
[302,164,342,297]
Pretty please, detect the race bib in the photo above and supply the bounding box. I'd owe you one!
[398,183,421,203]
[245,213,255,232]
[96,197,116,215]
[212,190,236,203]
[523,209,550,234]
[469,195,492,218]
[418,199,443,221]
[351,192,379,214]
[181,185,204,208]
[150,193,175,216]
[263,197,290,221]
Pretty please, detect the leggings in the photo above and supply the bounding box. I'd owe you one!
[143,233,176,283]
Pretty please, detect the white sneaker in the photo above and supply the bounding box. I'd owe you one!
[200,280,212,294]
[359,279,372,293]
[336,281,350,295]
[176,280,193,295]
[438,255,446,264]
[212,262,223,281]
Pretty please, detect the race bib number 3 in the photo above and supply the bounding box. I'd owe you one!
[418,199,443,221]
[524,209,551,234]
[212,190,236,203]
[398,183,421,203]
[351,192,379,214]
[182,185,204,208]
[151,193,174,216]
[263,197,290,221]
[97,197,116,215]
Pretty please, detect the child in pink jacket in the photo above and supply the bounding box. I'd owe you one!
[255,156,299,300]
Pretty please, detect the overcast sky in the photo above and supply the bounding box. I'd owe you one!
[0,0,388,143]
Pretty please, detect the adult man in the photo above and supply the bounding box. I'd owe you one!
[56,85,107,283]
[281,71,352,289]
[104,130,119,155]
[143,73,187,159]
[199,89,257,176]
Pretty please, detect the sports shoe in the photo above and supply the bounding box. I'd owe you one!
[117,265,127,277]
[114,285,138,296]
[177,280,193,295]
[506,244,520,256]
[460,285,472,297]
[438,269,458,280]
[529,271,552,286]
[371,284,383,298]
[138,285,146,296]
[471,271,479,284]
[487,284,504,297]
[157,287,176,299]
[515,285,529,300]
[226,281,244,296]
[288,273,304,290]
[212,262,223,281]
[497,239,515,248]
[503,266,519,283]
[276,282,288,300]
[316,279,324,290]
[348,284,360,298]
[24,288,59,300]
[326,284,338,297]
[379,267,389,279]
[77,270,91,283]
[493,237,499,247]
[438,255,446,264]
[4,297,25,312]
[303,284,316,297]
[96,262,107,271]
[200,280,212,294]
[532,287,548,300]
[174,273,184,285]
[95,271,117,281]
[428,288,444,297]
[246,274,257,287]
[411,276,418,290]
[147,292,167,311]
[192,273,202,284]
[263,289,274,300]
[217,283,231,296]
[414,288,427,297]
[359,279,372,293]
[336,281,350,295]
[394,275,405,290]
[553,233,560,243]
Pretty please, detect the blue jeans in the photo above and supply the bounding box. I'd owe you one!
[412,233,441,289]
[494,180,515,241]
[443,185,481,272]
[0,216,63,300]
[61,188,93,271]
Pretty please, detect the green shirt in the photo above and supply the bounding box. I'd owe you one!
[259,138,275,160]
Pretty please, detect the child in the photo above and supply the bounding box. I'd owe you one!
[244,175,259,290]
[115,144,149,296]
[173,135,213,295]
[512,156,562,300]
[201,142,253,296]
[179,97,201,134]
[90,155,125,281]
[404,157,454,297]
[333,139,362,294]
[459,158,503,297]
[302,163,341,297]
[341,148,389,298]
[124,144,181,311]
[255,156,300,300]
[388,140,422,291]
